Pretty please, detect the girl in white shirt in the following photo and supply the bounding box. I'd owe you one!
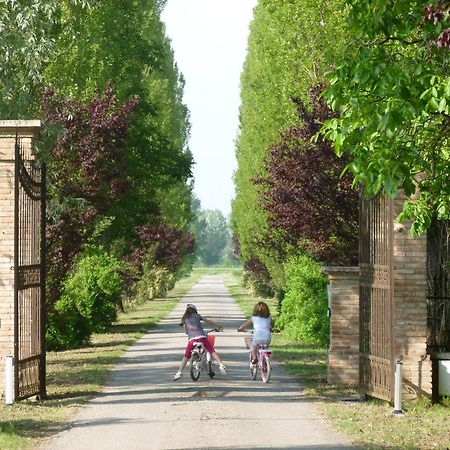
[237,301,274,367]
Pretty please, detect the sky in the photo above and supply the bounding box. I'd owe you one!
[161,0,258,218]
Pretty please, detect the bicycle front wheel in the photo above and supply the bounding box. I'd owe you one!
[190,352,201,381]
[261,354,271,383]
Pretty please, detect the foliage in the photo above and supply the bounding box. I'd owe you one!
[47,246,124,349]
[0,0,90,117]
[193,209,229,266]
[133,266,174,304]
[126,222,195,275]
[243,256,274,298]
[44,0,193,229]
[255,85,358,265]
[220,235,241,267]
[322,0,450,234]
[3,1,195,349]
[41,85,138,305]
[276,254,329,346]
[232,0,348,288]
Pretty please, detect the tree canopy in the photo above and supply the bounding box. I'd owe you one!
[322,0,450,234]
[1,0,195,348]
[193,209,229,266]
[232,0,349,290]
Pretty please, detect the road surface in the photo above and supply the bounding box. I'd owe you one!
[42,275,355,450]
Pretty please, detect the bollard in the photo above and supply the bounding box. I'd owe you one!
[5,356,14,405]
[327,284,332,317]
[392,360,403,415]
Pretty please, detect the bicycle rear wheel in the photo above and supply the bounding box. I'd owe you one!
[261,354,271,383]
[190,352,201,381]
[249,354,257,380]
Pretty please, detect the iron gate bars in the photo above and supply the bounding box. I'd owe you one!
[359,191,395,402]
[14,135,46,400]
[426,218,450,352]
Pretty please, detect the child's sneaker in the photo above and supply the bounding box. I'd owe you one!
[172,372,182,381]
[250,359,257,369]
[219,363,227,374]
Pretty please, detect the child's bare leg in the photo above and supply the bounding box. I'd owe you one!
[177,357,188,373]
[211,352,227,373]
[251,349,257,361]
[211,352,222,365]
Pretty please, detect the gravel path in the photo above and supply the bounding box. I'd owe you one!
[42,275,356,450]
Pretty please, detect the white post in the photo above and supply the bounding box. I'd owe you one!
[5,356,14,405]
[327,284,332,317]
[393,360,403,415]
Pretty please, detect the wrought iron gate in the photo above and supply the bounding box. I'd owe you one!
[359,192,394,401]
[426,219,450,353]
[14,135,46,400]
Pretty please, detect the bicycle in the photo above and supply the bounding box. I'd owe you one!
[189,328,220,381]
[243,331,272,383]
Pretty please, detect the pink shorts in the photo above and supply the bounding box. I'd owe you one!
[184,337,215,358]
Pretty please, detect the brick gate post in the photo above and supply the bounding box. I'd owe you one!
[0,120,41,398]
[322,266,360,385]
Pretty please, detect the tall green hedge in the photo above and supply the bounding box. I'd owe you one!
[232,0,347,290]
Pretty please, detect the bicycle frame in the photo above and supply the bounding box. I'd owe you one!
[189,330,216,381]
[256,344,272,366]
[245,333,272,383]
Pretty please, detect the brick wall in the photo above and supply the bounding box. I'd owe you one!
[0,121,40,398]
[323,267,360,385]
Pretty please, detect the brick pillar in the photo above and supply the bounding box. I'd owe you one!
[392,196,431,397]
[0,120,41,398]
[323,266,359,385]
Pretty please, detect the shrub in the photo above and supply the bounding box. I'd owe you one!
[133,266,175,304]
[46,246,124,349]
[277,254,329,346]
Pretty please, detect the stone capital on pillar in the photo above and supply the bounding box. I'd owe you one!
[0,120,41,161]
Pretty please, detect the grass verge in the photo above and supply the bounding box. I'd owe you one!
[221,268,450,450]
[0,273,200,450]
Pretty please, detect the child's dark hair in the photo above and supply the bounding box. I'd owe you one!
[182,306,197,322]
[252,301,270,318]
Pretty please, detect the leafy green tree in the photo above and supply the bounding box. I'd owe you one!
[255,87,358,266]
[44,0,193,235]
[232,0,347,288]
[0,0,90,117]
[41,85,138,306]
[194,209,229,266]
[322,0,450,234]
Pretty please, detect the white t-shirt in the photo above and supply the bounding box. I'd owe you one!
[252,315,271,341]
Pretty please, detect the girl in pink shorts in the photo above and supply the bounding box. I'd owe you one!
[173,304,227,380]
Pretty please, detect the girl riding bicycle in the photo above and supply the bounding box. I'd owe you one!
[237,301,274,368]
[173,303,227,380]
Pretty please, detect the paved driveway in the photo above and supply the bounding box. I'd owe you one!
[42,275,355,450]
